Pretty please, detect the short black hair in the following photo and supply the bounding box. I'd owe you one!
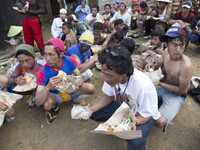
[92,4,99,12]
[121,38,135,53]
[98,44,133,77]
[140,1,147,8]
[15,50,34,58]
[44,42,62,57]
[156,21,167,30]
[62,22,72,29]
[113,30,124,41]
[120,2,127,8]
[93,22,104,31]
[114,19,123,27]
[104,4,111,9]
[152,30,165,38]
[165,35,186,44]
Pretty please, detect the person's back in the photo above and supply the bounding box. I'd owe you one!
[75,21,92,35]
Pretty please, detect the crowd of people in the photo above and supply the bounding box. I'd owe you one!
[0,0,197,149]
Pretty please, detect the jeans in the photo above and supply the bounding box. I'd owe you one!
[91,101,155,150]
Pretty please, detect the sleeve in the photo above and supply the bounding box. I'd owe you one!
[136,84,160,119]
[36,71,47,86]
[14,63,22,75]
[86,6,91,15]
[110,13,117,24]
[75,5,81,13]
[126,14,131,27]
[51,19,58,38]
[69,57,78,70]
[86,14,90,21]
[102,82,114,96]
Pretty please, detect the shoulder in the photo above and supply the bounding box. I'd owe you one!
[35,59,46,66]
[182,55,193,69]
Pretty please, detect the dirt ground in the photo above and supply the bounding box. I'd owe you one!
[0,22,200,150]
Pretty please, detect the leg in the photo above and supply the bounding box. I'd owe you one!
[77,82,95,96]
[91,101,120,122]
[156,89,186,128]
[22,18,34,47]
[127,118,155,150]
[43,93,59,111]
[143,20,151,35]
[185,29,192,47]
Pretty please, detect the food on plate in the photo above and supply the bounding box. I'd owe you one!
[57,70,67,83]
[108,118,132,132]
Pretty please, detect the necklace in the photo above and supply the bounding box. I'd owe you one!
[116,77,130,105]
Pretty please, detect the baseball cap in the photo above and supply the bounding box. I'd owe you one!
[67,14,79,22]
[15,44,36,58]
[113,1,120,6]
[182,1,192,9]
[132,0,139,3]
[159,26,186,42]
[60,8,67,14]
[46,38,65,52]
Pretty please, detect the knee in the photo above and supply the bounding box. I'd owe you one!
[86,83,96,95]
[155,117,167,128]
[43,98,56,111]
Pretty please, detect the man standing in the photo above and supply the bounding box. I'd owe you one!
[15,0,45,55]
[35,38,95,124]
[75,0,90,23]
[83,45,160,150]
[168,1,194,48]
[66,30,98,81]
[51,8,67,39]
[146,26,193,129]
[110,3,131,35]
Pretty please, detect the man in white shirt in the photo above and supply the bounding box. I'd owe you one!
[83,44,160,150]
[86,5,102,28]
[51,8,67,38]
[110,3,131,35]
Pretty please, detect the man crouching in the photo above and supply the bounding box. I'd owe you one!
[35,38,95,124]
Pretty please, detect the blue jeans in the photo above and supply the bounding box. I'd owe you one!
[156,85,186,125]
[91,101,155,150]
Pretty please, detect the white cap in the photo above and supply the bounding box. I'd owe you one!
[157,0,171,3]
[60,8,67,14]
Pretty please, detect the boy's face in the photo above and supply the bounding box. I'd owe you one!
[81,2,86,7]
[92,8,98,16]
[104,6,111,14]
[113,37,121,47]
[152,36,161,46]
[59,13,67,20]
[116,23,123,30]
[62,26,70,35]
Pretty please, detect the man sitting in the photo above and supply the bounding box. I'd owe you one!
[146,26,193,130]
[190,19,200,54]
[82,44,160,150]
[51,8,67,39]
[168,1,194,48]
[66,30,98,81]
[35,38,95,124]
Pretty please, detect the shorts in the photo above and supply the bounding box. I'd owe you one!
[52,92,71,104]
[156,85,186,125]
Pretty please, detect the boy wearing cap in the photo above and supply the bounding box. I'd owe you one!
[35,38,95,124]
[146,26,193,130]
[113,1,120,12]
[51,8,67,39]
[15,0,45,56]
[168,1,194,47]
[67,14,92,40]
[8,44,46,106]
[66,30,98,81]
[75,0,90,23]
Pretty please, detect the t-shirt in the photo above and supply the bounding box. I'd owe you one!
[51,17,66,38]
[14,59,46,77]
[171,11,195,26]
[86,13,102,28]
[74,21,92,35]
[102,69,161,120]
[110,11,131,27]
[36,56,78,94]
[74,5,91,22]
[66,44,91,64]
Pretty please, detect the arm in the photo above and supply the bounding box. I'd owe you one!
[28,0,44,15]
[75,5,81,13]
[86,6,91,15]
[0,75,9,90]
[89,94,114,115]
[168,19,185,26]
[78,56,98,73]
[35,76,61,106]
[164,6,172,22]
[158,59,193,94]
[72,67,84,87]
[51,19,59,38]
[87,18,96,26]
[8,72,26,86]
